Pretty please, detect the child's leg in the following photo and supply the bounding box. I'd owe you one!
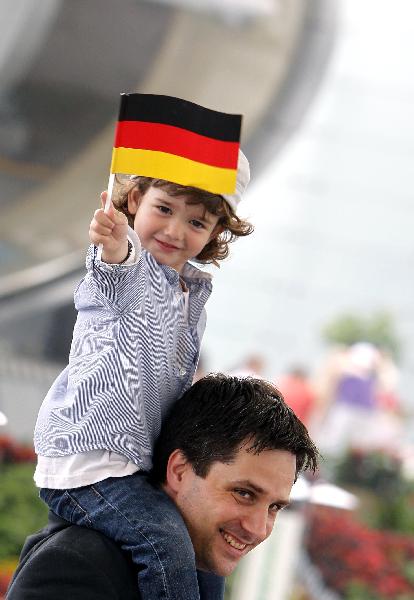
[40,473,200,600]
[197,571,225,600]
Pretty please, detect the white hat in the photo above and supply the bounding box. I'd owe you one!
[129,148,250,213]
[222,149,250,213]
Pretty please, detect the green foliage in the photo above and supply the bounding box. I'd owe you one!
[403,561,414,587]
[345,581,378,600]
[374,490,414,535]
[344,580,413,600]
[335,450,402,495]
[322,311,401,359]
[0,463,48,560]
[334,450,414,535]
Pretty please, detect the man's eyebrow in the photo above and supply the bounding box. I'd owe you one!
[233,480,291,506]
[233,479,265,494]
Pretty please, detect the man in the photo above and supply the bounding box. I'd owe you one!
[7,374,319,599]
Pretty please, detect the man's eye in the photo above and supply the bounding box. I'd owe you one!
[270,503,285,514]
[234,489,253,501]
[158,205,171,214]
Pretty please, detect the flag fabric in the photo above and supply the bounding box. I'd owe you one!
[110,93,242,194]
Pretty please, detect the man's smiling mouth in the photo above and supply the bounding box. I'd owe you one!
[220,530,247,550]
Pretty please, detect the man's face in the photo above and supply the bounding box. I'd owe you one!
[168,445,296,577]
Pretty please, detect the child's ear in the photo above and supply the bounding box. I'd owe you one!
[208,224,223,242]
[127,188,140,216]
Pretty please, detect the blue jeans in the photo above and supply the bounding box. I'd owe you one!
[40,473,224,600]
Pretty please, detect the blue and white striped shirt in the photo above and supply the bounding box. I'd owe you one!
[34,228,212,471]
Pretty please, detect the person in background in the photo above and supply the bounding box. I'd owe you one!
[313,343,404,456]
[277,366,316,428]
[229,353,266,378]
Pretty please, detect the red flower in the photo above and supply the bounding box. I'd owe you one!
[0,435,36,464]
[306,508,414,598]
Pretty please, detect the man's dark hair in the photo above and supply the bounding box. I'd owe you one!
[152,373,319,482]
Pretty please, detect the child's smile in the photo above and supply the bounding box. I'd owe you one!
[129,187,220,273]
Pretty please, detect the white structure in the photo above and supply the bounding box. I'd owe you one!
[203,0,414,416]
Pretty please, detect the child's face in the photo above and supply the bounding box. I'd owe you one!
[128,186,221,273]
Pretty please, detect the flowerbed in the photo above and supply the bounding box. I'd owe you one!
[0,436,46,598]
[306,507,414,599]
[0,435,36,464]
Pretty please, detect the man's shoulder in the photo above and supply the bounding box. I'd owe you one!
[7,523,139,600]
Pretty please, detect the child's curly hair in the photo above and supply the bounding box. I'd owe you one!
[113,176,254,266]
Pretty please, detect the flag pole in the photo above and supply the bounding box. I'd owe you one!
[104,172,116,212]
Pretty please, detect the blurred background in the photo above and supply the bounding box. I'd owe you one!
[1,0,414,598]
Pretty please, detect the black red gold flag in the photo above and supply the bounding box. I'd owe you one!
[110,93,242,194]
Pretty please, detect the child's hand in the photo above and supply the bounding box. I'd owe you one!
[89,191,130,263]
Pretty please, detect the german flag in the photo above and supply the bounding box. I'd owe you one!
[110,93,242,194]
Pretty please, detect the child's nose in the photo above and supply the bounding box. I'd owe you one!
[165,219,184,241]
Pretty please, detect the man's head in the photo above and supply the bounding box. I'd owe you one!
[152,373,319,577]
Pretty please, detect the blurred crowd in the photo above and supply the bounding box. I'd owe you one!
[196,342,411,473]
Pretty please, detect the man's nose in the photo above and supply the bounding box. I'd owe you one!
[240,509,272,544]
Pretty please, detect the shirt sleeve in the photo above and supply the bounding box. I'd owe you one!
[105,235,139,266]
[196,308,207,342]
[76,227,144,313]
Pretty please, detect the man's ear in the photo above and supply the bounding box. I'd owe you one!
[127,188,140,216]
[165,449,190,494]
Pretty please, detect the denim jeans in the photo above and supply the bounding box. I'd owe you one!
[40,472,224,600]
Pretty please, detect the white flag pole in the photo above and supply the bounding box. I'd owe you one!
[96,172,116,262]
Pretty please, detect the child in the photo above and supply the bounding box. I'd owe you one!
[34,150,253,600]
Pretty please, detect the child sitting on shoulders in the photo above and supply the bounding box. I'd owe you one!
[34,150,252,600]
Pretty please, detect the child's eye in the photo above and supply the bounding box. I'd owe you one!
[158,205,171,214]
[190,219,205,229]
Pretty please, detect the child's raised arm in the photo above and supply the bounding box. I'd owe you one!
[89,191,130,264]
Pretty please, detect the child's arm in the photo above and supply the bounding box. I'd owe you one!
[89,191,130,264]
[81,191,142,314]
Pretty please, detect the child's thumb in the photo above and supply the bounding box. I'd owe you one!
[100,191,113,215]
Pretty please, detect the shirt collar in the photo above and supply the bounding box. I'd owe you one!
[156,258,212,287]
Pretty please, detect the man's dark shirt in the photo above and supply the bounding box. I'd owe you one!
[7,512,139,600]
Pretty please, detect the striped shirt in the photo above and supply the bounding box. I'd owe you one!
[34,228,212,471]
